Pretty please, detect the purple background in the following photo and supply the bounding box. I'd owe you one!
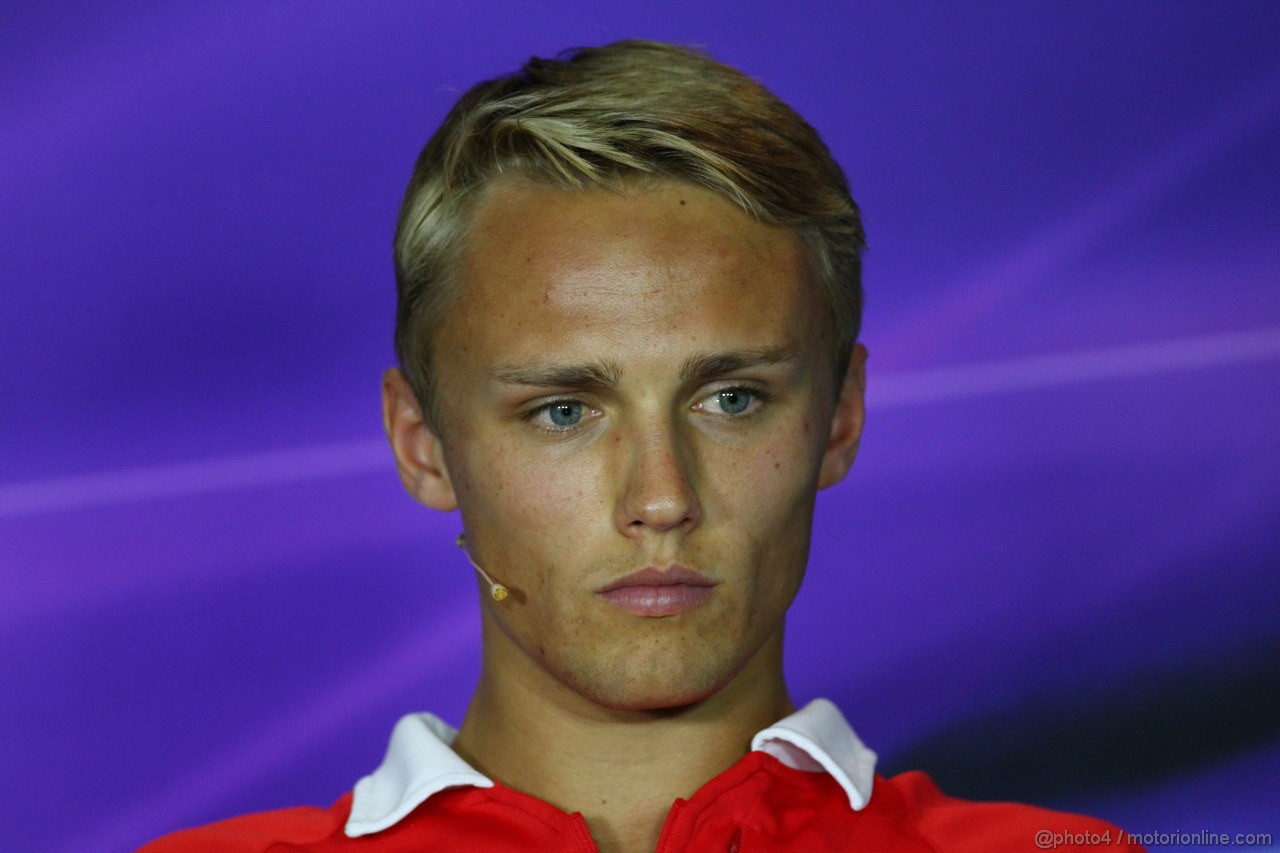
[3,3,1278,850]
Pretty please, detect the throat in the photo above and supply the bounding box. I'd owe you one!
[453,683,793,853]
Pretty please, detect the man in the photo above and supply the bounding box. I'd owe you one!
[145,41,1141,852]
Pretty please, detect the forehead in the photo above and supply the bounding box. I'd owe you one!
[439,176,823,372]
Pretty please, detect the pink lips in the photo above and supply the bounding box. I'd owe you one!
[596,566,718,617]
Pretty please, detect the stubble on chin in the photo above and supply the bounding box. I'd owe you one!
[538,604,770,713]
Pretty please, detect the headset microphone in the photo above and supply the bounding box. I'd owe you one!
[456,532,509,601]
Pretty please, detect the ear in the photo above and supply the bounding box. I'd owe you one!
[382,367,458,511]
[817,344,868,490]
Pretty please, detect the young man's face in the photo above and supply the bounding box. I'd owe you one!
[386,176,866,712]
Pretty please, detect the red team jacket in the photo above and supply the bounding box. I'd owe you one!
[142,700,1142,852]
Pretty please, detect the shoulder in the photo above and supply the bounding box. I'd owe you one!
[876,771,1144,852]
[137,793,353,852]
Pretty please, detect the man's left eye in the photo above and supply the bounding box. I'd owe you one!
[705,388,757,416]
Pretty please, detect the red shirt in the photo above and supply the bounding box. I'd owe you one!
[141,700,1142,851]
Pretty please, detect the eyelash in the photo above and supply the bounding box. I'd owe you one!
[522,385,769,434]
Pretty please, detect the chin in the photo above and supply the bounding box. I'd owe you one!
[562,655,739,713]
[586,686,717,714]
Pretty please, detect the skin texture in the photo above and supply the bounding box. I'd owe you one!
[382,176,867,852]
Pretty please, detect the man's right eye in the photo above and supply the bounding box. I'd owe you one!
[529,400,586,430]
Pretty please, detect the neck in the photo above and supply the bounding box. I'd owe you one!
[452,621,793,853]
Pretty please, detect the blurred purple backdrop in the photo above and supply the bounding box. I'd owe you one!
[3,2,1278,850]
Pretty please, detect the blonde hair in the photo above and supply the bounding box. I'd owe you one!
[393,40,865,428]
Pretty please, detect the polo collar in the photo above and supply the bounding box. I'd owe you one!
[345,697,876,838]
[750,698,876,810]
[346,713,492,838]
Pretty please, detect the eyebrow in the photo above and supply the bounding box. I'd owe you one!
[490,345,799,390]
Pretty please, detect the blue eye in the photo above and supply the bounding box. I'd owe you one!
[711,384,757,414]
[714,389,754,415]
[545,401,584,428]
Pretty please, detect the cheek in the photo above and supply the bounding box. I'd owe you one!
[734,419,822,504]
[697,429,819,598]
[719,420,822,585]
[505,448,599,512]
[457,435,604,549]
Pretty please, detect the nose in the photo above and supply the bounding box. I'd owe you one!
[615,419,702,537]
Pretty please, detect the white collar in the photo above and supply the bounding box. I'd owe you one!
[345,697,876,838]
